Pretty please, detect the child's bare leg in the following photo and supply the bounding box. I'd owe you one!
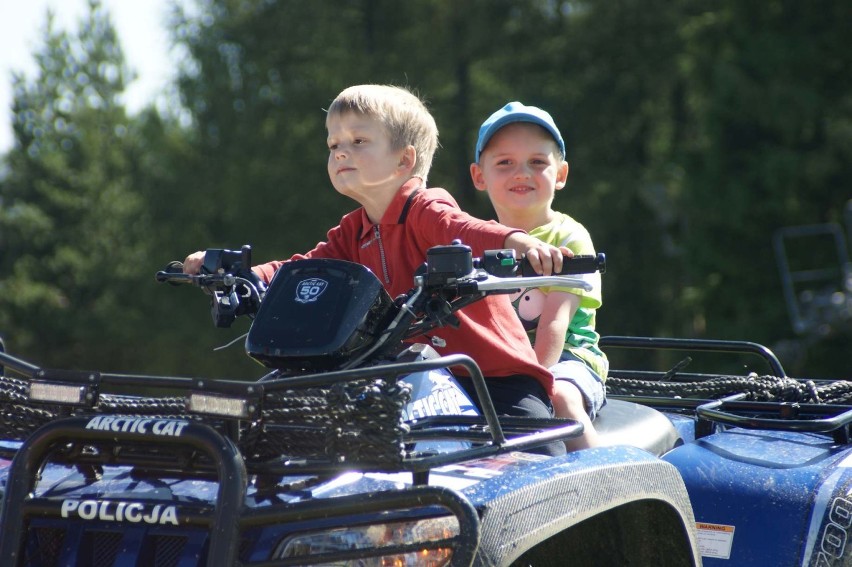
[552,380,600,450]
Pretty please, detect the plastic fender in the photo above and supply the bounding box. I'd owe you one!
[457,445,702,567]
[664,429,852,566]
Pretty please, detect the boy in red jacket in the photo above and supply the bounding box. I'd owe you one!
[184,85,572,455]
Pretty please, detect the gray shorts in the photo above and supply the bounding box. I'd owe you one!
[551,351,606,420]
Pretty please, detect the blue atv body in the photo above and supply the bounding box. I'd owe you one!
[602,335,852,567]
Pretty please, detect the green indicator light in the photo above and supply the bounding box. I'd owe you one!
[501,258,513,266]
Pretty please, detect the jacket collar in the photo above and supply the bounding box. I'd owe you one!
[357,177,425,239]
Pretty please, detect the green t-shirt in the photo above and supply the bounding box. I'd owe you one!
[510,211,608,379]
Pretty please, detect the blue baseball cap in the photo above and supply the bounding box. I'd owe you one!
[474,101,565,162]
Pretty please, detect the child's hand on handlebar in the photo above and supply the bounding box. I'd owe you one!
[504,233,574,275]
[182,251,206,275]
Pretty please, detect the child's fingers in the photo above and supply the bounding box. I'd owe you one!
[525,248,543,275]
[182,251,205,274]
[528,244,561,275]
[552,247,566,274]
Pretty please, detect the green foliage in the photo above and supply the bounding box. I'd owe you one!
[674,0,852,356]
[1,0,850,378]
[0,1,151,370]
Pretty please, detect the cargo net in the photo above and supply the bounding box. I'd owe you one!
[607,373,852,405]
[239,378,412,466]
[0,375,191,441]
[0,374,413,468]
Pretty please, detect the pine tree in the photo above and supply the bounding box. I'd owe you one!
[0,0,151,369]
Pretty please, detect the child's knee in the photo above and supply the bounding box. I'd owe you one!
[553,381,588,417]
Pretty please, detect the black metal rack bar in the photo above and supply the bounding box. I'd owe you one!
[697,394,852,443]
[600,335,787,377]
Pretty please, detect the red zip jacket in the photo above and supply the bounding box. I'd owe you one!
[254,178,554,395]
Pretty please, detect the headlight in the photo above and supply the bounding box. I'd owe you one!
[272,515,459,566]
[187,392,251,418]
[29,381,90,405]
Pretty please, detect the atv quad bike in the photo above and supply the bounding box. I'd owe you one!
[604,334,852,567]
[0,243,701,566]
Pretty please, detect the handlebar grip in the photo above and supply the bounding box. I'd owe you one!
[520,252,606,277]
[155,261,190,285]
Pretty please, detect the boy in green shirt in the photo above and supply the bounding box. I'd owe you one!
[470,102,608,449]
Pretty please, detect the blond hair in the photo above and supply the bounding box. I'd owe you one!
[327,85,439,181]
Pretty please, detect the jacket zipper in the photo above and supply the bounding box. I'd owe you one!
[374,225,390,284]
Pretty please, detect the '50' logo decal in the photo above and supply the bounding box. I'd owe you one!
[295,278,328,303]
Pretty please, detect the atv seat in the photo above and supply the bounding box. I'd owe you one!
[593,399,681,456]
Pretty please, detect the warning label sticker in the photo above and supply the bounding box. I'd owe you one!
[696,522,735,559]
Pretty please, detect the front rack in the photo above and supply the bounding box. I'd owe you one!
[0,348,574,566]
[0,411,482,566]
[0,350,581,478]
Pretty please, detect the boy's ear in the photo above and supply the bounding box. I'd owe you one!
[555,160,570,190]
[470,163,487,191]
[399,145,416,171]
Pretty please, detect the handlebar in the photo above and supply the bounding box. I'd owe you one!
[421,243,603,292]
[155,267,247,289]
[389,243,604,346]
[155,245,258,287]
[156,246,266,327]
[155,242,605,332]
[155,261,195,285]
